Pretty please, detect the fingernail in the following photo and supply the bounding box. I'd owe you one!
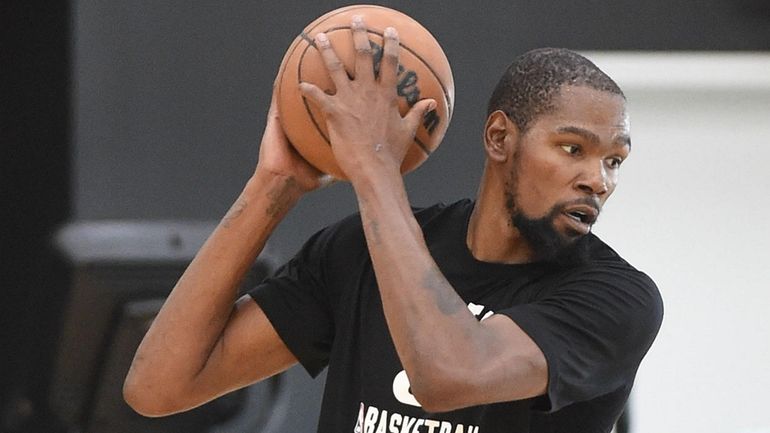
[319,174,336,187]
[316,32,329,46]
[384,27,397,38]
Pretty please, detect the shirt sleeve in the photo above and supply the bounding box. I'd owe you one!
[248,227,337,378]
[498,263,664,412]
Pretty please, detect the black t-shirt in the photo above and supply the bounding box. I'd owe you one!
[249,199,663,433]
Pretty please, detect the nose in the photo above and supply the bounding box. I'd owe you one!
[576,160,609,196]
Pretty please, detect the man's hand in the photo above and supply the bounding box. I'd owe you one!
[298,16,436,183]
[255,82,332,193]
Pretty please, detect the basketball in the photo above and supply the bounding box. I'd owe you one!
[276,5,455,180]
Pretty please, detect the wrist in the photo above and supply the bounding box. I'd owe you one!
[244,169,304,216]
[350,163,402,196]
[347,151,402,185]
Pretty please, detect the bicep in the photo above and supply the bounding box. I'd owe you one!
[471,314,549,403]
[189,295,297,405]
[426,313,549,412]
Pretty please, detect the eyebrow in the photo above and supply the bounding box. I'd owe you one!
[556,126,631,149]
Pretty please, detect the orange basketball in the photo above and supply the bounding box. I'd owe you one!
[276,5,455,180]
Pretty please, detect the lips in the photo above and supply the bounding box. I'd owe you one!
[564,204,599,225]
[561,204,599,234]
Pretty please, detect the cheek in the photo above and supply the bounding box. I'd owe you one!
[605,171,620,196]
[513,151,565,215]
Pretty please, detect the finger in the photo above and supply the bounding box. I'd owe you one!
[380,27,400,89]
[268,79,280,118]
[318,174,337,188]
[351,15,374,82]
[314,32,349,88]
[403,98,437,134]
[299,81,331,111]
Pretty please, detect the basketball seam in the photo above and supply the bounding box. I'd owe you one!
[297,36,332,147]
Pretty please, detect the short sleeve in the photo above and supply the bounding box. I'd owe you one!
[499,264,663,412]
[248,227,336,378]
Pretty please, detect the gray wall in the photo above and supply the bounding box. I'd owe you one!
[71,1,770,431]
[73,0,770,253]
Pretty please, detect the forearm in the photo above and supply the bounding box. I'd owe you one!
[126,169,302,398]
[353,173,487,396]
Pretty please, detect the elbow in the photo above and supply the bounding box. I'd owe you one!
[407,355,546,413]
[123,372,183,418]
[408,367,469,413]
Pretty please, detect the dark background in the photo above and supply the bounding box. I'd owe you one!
[3,1,769,432]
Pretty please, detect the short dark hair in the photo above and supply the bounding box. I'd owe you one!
[487,48,624,133]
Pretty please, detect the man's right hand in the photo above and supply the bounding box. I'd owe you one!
[255,82,333,193]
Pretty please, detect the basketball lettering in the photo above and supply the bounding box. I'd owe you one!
[396,69,419,105]
[368,39,441,135]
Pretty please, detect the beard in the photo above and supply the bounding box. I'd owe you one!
[510,203,593,266]
[504,148,596,266]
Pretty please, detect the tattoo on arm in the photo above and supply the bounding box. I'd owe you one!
[265,177,299,218]
[358,197,383,246]
[223,197,248,228]
[367,218,382,245]
[222,176,300,228]
[423,264,465,315]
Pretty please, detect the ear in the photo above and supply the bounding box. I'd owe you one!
[483,110,519,163]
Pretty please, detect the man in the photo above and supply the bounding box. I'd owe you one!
[124,16,663,433]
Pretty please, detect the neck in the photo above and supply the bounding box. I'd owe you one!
[467,164,536,264]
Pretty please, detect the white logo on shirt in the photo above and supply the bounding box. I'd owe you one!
[354,402,480,433]
[392,370,421,407]
[354,402,364,432]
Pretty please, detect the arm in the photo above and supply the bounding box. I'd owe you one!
[355,176,547,413]
[123,87,328,417]
[299,19,547,413]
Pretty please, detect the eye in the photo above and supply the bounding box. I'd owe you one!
[607,157,624,169]
[560,144,581,155]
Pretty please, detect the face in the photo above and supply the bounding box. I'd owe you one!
[505,85,630,262]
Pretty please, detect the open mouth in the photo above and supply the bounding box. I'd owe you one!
[566,210,591,224]
[563,205,599,226]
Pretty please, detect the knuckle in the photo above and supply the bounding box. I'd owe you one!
[384,51,399,63]
[326,59,344,71]
[355,44,372,55]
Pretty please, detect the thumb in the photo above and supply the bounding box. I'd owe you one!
[404,98,437,135]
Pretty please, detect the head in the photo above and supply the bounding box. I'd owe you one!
[483,48,630,264]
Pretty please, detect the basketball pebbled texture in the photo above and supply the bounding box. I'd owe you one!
[277,4,455,180]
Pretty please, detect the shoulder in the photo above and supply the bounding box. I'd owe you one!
[584,235,660,300]
[412,198,474,229]
[320,199,472,241]
[308,199,471,260]
[548,235,664,333]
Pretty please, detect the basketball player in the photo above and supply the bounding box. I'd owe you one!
[124,16,663,433]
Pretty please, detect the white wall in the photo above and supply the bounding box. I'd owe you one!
[588,53,770,433]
